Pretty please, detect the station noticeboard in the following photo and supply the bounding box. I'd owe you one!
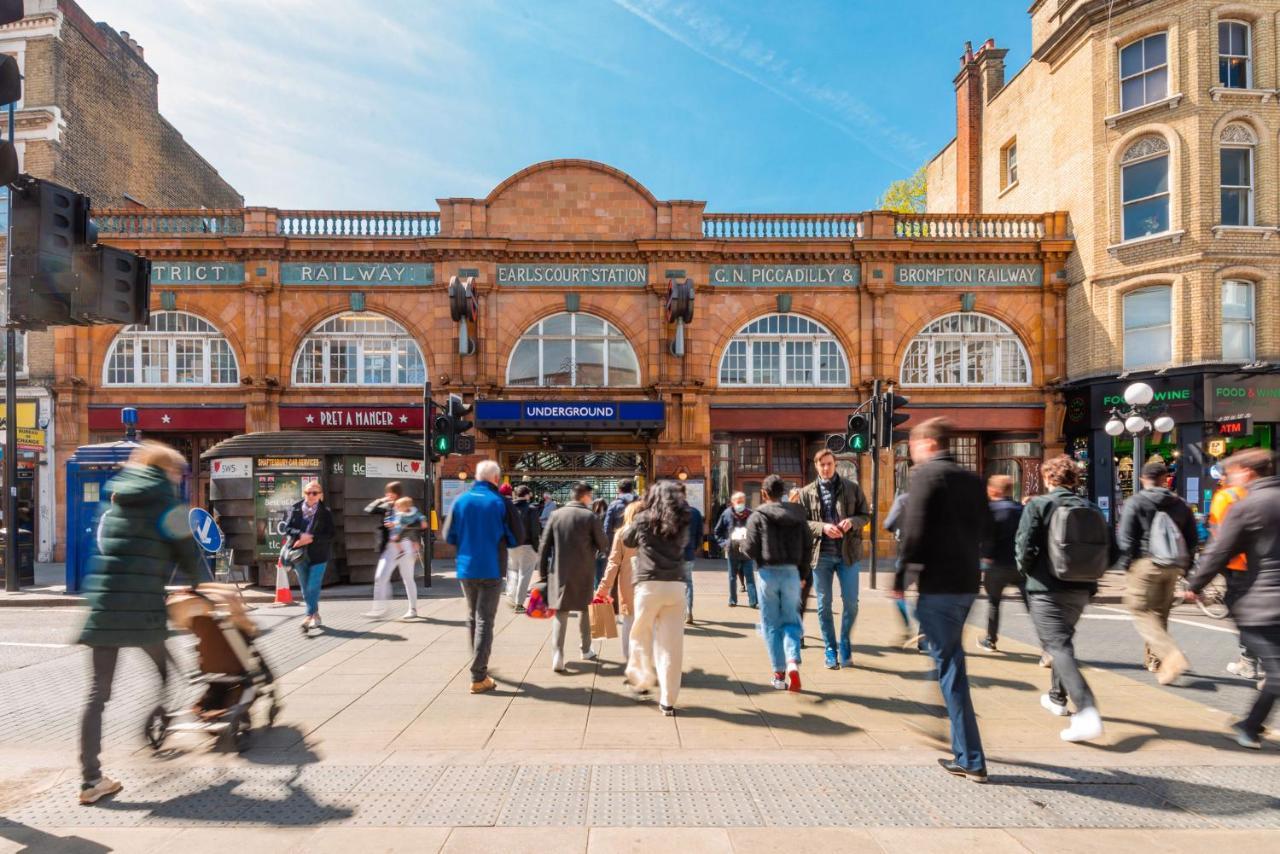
[253,456,321,559]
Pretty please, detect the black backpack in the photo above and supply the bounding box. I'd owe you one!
[1046,495,1111,582]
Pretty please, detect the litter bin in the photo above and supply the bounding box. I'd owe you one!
[0,527,35,587]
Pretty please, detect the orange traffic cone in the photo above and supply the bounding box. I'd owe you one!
[273,562,294,605]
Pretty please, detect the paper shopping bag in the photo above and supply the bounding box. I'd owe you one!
[589,599,618,639]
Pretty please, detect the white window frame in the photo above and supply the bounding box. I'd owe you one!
[1122,286,1173,371]
[1121,137,1171,242]
[718,313,849,388]
[102,311,239,387]
[1118,33,1169,112]
[1005,141,1018,188]
[1219,126,1255,227]
[898,313,1032,388]
[1222,280,1255,362]
[1218,20,1252,89]
[504,313,640,388]
[291,313,424,387]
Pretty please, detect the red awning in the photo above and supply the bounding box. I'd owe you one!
[88,405,246,432]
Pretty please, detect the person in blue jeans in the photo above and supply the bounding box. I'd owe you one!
[713,493,757,607]
[285,480,335,635]
[743,475,813,691]
[682,498,704,624]
[799,449,871,669]
[896,417,993,782]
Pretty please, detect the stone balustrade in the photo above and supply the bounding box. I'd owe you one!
[92,209,245,235]
[701,213,864,239]
[275,210,441,237]
[892,214,1049,239]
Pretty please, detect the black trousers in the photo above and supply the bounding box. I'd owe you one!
[1238,624,1280,737]
[80,644,168,783]
[982,564,1028,643]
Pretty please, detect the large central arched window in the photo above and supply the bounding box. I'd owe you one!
[507,313,640,387]
[292,313,425,386]
[104,311,239,386]
[719,314,848,387]
[900,313,1031,387]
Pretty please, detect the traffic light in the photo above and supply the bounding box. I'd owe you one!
[73,246,151,325]
[7,178,93,328]
[879,392,910,446]
[0,53,20,186]
[432,394,475,457]
[846,413,871,454]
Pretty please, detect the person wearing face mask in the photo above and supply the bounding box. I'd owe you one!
[285,480,336,634]
[713,491,758,608]
[77,442,203,805]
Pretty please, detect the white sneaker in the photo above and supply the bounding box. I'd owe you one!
[79,776,123,805]
[1227,660,1260,680]
[400,609,418,621]
[581,648,598,662]
[1040,693,1070,717]
[552,650,566,672]
[1060,707,1104,742]
[362,610,387,620]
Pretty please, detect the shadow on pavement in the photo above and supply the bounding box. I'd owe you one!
[0,824,112,853]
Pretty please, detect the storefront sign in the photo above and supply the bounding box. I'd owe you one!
[710,265,860,287]
[210,457,252,479]
[279,263,434,285]
[255,457,322,470]
[346,456,425,480]
[1215,416,1253,437]
[1209,373,1280,421]
[151,263,245,285]
[895,264,1043,287]
[279,405,423,430]
[496,264,647,286]
[475,400,665,431]
[1090,376,1203,424]
[86,405,246,432]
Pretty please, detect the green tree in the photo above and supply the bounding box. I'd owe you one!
[876,165,927,213]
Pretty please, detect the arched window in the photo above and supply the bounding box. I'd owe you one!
[104,311,239,386]
[1121,135,1170,240]
[1220,123,1256,227]
[900,313,1031,387]
[1122,286,1172,370]
[506,313,640,387]
[718,314,848,387]
[292,313,424,386]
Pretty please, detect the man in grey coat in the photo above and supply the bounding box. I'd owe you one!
[538,481,610,672]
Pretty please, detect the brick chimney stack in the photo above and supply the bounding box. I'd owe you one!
[118,29,145,60]
[954,41,982,214]
[976,37,1008,103]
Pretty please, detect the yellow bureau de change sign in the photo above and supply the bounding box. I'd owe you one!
[0,401,45,450]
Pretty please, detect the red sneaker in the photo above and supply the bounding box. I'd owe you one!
[786,665,801,693]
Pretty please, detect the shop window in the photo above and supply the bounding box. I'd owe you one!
[900,313,1031,387]
[1219,21,1251,89]
[292,313,424,387]
[1222,280,1255,362]
[718,314,848,387]
[104,311,239,387]
[1220,124,1256,227]
[1119,32,1168,112]
[985,439,1043,502]
[0,330,26,378]
[1122,286,1172,370]
[949,435,980,472]
[1001,139,1018,190]
[736,437,766,473]
[506,312,639,388]
[772,437,803,477]
[1120,136,1170,240]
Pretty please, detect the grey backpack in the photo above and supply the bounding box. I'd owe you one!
[1148,509,1191,569]
[1047,497,1111,582]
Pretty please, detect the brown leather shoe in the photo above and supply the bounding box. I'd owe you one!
[469,676,496,694]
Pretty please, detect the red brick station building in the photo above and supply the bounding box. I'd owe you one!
[56,159,1070,559]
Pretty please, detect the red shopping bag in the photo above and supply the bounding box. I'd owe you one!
[526,588,554,619]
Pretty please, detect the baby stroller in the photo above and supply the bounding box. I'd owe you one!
[146,584,281,752]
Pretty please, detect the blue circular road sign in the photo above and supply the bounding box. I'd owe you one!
[188,507,223,553]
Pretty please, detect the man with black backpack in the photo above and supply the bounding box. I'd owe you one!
[1016,455,1116,742]
[1118,460,1199,685]
[505,484,543,611]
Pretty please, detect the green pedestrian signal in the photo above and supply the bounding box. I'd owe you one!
[432,432,451,455]
[846,413,871,455]
[848,431,868,453]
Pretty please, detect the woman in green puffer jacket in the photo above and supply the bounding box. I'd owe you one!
[77,441,202,805]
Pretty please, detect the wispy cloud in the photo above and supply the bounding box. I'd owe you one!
[612,0,924,171]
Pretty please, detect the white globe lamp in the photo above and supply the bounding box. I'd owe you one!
[1104,418,1126,437]
[1125,414,1147,434]
[1153,415,1175,433]
[1124,382,1155,406]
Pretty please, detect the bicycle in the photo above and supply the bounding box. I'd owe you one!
[1173,573,1230,619]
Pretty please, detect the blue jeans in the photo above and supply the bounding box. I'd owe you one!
[915,593,985,772]
[813,555,859,657]
[295,560,327,617]
[756,567,802,672]
[728,557,758,606]
[684,561,695,617]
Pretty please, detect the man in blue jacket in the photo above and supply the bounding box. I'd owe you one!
[447,459,517,694]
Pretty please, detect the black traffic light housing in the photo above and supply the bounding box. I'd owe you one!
[880,393,910,446]
[7,178,93,328]
[432,394,475,457]
[0,53,19,186]
[845,412,871,454]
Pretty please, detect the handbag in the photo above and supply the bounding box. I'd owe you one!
[589,596,619,639]
[280,506,318,567]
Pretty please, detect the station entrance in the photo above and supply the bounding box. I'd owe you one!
[501,450,647,506]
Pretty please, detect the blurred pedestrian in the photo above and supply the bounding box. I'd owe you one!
[1118,460,1198,684]
[603,478,638,546]
[744,475,812,692]
[800,449,871,669]
[447,460,517,694]
[78,442,202,805]
[978,475,1026,653]
[539,482,610,672]
[505,484,542,611]
[624,481,691,715]
[884,488,918,648]
[714,492,758,607]
[597,499,644,660]
[788,486,815,646]
[683,494,704,625]
[286,480,335,634]
[1016,456,1114,743]
[591,497,610,586]
[497,481,526,587]
[897,418,992,783]
[539,491,559,525]
[364,482,424,621]
[1188,449,1280,749]
[1209,458,1260,680]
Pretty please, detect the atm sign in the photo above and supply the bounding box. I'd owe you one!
[1216,416,1253,437]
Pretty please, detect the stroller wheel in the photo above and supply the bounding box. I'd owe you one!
[144,706,170,750]
[267,696,281,727]
[218,709,252,753]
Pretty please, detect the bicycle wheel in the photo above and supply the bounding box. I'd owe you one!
[1195,576,1231,619]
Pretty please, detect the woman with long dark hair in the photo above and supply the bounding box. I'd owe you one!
[622,480,691,715]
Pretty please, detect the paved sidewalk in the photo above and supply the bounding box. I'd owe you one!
[1,565,1277,851]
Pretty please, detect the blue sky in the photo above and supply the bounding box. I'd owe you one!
[82,0,1029,212]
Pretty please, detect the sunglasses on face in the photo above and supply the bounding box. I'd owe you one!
[304,491,321,495]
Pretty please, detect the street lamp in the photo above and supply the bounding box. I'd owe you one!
[1104,381,1174,482]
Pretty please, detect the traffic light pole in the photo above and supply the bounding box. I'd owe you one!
[422,380,434,588]
[868,380,881,590]
[4,101,16,592]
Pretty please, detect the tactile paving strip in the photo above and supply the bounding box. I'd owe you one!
[431,764,517,792]
[513,764,592,791]
[498,789,589,825]
[353,764,445,794]
[591,763,667,791]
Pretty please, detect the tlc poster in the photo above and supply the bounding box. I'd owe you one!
[254,468,319,558]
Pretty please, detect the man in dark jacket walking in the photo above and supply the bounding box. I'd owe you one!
[78,442,203,805]
[505,484,542,611]
[799,449,871,669]
[1016,456,1116,743]
[1187,449,1280,749]
[714,492,758,608]
[603,479,638,546]
[980,475,1027,652]
[897,418,992,782]
[1118,461,1199,684]
[744,475,813,692]
[539,481,610,672]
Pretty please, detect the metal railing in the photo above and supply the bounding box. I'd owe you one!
[275,210,440,237]
[93,210,245,235]
[702,213,863,239]
[892,214,1046,239]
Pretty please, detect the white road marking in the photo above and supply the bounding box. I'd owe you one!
[1094,603,1238,635]
[0,641,72,648]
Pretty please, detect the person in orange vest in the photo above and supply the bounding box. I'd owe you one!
[1211,456,1262,681]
